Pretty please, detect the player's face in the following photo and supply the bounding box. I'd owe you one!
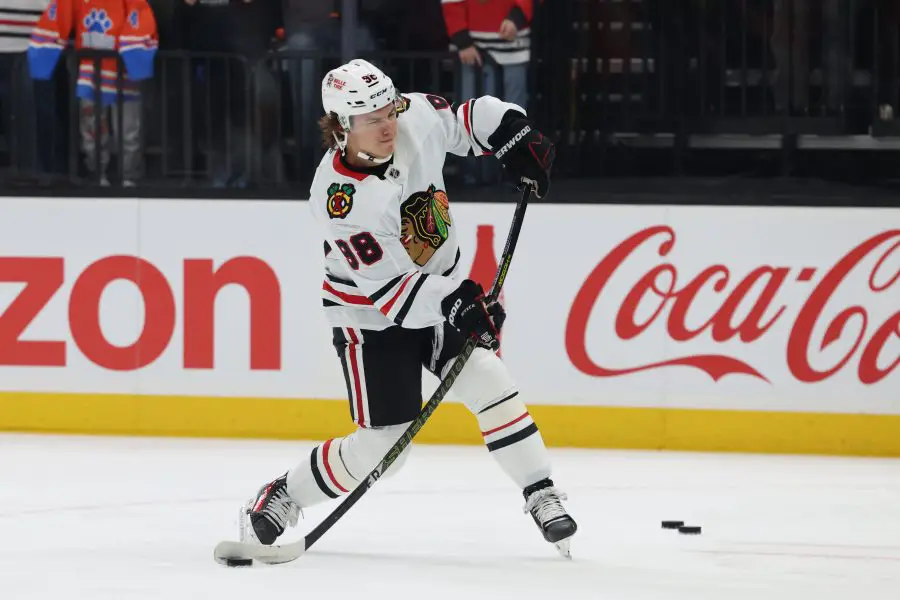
[350,103,398,158]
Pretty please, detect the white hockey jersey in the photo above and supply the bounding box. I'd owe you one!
[308,92,523,331]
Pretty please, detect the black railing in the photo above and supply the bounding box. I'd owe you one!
[1,48,512,190]
[1,0,899,191]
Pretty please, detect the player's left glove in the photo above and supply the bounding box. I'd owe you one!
[488,111,555,198]
[441,280,504,351]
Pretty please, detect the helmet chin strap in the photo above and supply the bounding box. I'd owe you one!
[355,149,393,164]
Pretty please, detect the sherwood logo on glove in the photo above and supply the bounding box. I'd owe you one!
[448,298,463,324]
[494,125,531,160]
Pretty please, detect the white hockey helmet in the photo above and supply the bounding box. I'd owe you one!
[321,58,398,134]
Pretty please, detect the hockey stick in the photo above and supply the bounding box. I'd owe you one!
[214,183,534,567]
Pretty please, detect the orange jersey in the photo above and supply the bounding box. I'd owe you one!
[28,0,158,103]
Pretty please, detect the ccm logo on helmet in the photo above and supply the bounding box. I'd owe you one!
[370,88,388,100]
[494,125,531,160]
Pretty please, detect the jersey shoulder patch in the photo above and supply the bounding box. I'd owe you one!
[310,153,388,229]
[326,182,356,219]
[407,92,452,113]
[396,95,412,115]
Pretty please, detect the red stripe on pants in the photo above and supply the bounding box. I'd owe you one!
[347,328,365,427]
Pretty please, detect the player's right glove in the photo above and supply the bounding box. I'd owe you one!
[488,110,555,198]
[441,280,503,351]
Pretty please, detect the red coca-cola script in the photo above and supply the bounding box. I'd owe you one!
[566,226,900,384]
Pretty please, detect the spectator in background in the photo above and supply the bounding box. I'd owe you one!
[181,0,281,187]
[442,0,537,186]
[393,0,449,53]
[28,0,158,186]
[0,0,48,174]
[442,0,535,111]
[771,0,851,116]
[182,0,276,59]
[280,0,377,170]
[874,0,900,122]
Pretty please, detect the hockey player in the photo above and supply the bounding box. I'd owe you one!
[238,59,577,557]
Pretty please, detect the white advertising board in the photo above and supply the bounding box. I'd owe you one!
[0,197,897,415]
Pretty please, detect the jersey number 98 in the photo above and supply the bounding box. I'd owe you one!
[335,232,383,270]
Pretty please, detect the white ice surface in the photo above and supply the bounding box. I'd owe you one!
[1,433,899,600]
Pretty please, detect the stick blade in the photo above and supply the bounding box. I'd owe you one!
[214,539,307,566]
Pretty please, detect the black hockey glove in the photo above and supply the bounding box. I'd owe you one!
[441,280,504,351]
[488,111,555,198]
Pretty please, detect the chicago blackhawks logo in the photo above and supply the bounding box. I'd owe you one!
[396,95,412,114]
[400,184,451,265]
[327,183,355,219]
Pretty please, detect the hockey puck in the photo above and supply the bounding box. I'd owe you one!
[224,557,253,567]
[661,520,684,529]
[678,525,702,535]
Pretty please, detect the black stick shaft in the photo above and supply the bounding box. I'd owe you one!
[303,184,533,551]
[489,186,530,303]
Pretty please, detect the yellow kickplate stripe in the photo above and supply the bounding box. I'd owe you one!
[2,391,900,457]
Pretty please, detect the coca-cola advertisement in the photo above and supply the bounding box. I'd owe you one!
[474,204,900,415]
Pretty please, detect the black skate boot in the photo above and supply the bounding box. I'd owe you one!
[523,478,578,558]
[240,472,301,546]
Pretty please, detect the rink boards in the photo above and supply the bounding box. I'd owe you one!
[0,197,898,456]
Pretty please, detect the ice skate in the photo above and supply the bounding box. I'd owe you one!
[240,472,301,546]
[523,478,577,558]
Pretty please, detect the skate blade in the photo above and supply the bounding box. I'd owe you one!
[214,539,307,566]
[554,537,572,559]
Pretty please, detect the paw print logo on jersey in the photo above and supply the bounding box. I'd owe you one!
[327,183,355,219]
[400,184,451,265]
[81,9,114,49]
[83,9,112,34]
